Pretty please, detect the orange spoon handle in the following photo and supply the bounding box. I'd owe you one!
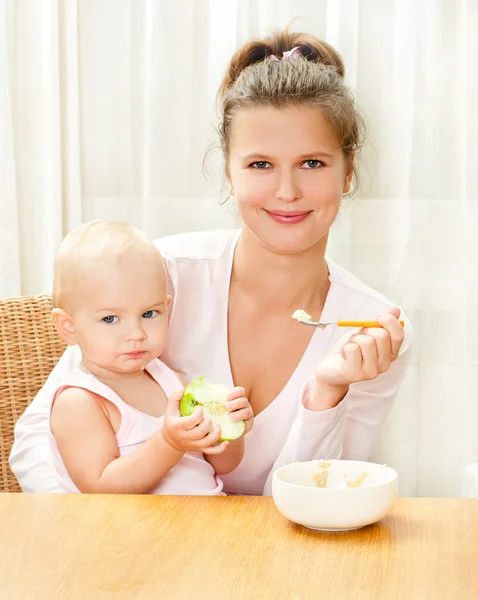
[337,320,405,328]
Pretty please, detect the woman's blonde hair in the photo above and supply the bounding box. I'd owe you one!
[217,29,365,195]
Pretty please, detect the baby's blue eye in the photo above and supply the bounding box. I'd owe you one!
[251,161,271,169]
[102,315,118,324]
[142,310,158,319]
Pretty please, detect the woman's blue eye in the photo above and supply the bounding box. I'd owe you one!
[102,315,118,324]
[142,310,158,319]
[251,161,271,169]
[302,160,322,169]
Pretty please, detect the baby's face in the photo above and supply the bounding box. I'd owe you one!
[70,252,170,374]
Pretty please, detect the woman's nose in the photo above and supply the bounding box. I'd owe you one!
[275,170,301,202]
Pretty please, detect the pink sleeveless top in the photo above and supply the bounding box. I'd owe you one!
[48,358,224,495]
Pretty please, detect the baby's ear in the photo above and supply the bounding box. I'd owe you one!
[51,308,77,346]
[166,294,172,307]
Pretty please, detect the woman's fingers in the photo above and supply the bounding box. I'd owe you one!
[369,327,394,373]
[343,309,405,381]
[375,309,405,359]
[345,333,379,379]
[341,341,364,378]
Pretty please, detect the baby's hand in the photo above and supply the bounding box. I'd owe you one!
[225,386,254,435]
[161,390,229,456]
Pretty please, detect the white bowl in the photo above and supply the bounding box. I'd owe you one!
[272,459,398,531]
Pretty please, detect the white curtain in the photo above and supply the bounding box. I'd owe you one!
[0,0,476,497]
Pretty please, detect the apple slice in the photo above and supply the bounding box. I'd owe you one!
[179,377,245,441]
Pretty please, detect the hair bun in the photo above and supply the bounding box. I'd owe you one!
[219,29,345,98]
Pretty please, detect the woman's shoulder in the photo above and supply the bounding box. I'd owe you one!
[326,258,405,313]
[326,258,413,351]
[154,229,239,262]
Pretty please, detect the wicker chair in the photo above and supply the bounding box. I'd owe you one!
[0,295,66,492]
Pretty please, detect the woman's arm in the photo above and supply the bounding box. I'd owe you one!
[9,345,82,493]
[262,317,412,495]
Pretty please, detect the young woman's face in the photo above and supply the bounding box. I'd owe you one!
[227,105,353,255]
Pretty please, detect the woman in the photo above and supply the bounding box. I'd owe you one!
[10,30,411,495]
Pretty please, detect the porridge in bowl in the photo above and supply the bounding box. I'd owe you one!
[272,459,398,531]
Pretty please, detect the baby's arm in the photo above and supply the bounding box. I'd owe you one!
[206,438,245,476]
[51,387,183,494]
[171,371,244,475]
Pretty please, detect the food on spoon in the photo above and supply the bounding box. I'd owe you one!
[292,309,312,324]
[179,377,245,441]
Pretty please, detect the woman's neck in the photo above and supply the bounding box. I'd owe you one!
[231,228,330,313]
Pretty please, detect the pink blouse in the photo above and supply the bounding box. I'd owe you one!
[10,229,412,495]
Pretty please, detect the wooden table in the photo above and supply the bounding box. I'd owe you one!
[0,494,477,599]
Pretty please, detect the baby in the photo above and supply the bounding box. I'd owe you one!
[49,220,253,494]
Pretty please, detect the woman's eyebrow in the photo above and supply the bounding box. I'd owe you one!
[239,150,335,160]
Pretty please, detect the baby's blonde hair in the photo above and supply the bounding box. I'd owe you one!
[52,220,163,310]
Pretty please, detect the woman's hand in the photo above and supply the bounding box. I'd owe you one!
[306,307,405,412]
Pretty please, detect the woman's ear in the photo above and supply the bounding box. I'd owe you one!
[343,153,355,194]
[224,166,234,199]
[51,308,77,346]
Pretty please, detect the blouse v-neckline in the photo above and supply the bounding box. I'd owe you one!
[218,230,338,424]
